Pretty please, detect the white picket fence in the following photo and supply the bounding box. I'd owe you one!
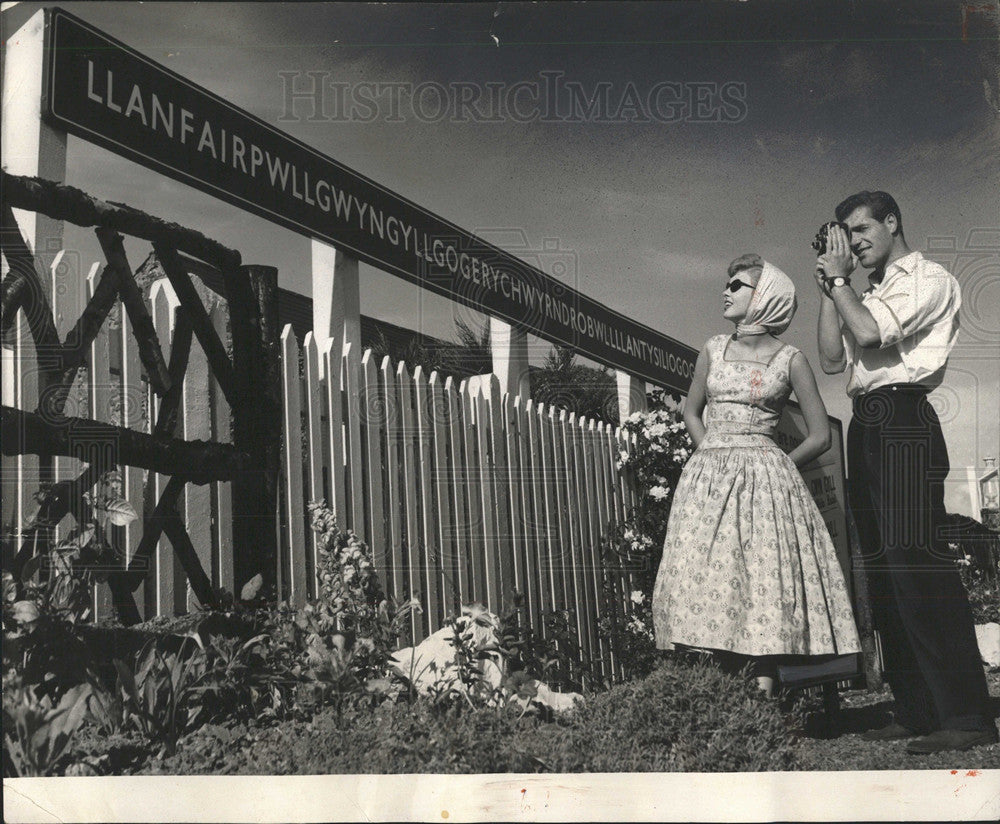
[278,324,640,671]
[4,263,641,675]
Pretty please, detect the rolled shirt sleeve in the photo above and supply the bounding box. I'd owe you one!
[845,253,961,395]
[867,264,958,349]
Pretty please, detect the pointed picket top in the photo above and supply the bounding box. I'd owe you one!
[280,322,297,348]
[150,276,180,313]
[84,260,102,290]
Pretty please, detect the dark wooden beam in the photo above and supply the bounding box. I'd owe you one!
[2,171,241,272]
[229,264,281,599]
[1,405,247,484]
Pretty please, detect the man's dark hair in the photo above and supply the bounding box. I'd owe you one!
[726,252,763,280]
[835,190,904,238]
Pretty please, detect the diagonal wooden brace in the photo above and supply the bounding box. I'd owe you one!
[96,226,172,396]
[153,242,237,407]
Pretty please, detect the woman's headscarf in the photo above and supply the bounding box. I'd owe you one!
[736,260,797,336]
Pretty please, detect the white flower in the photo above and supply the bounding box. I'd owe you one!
[630,590,646,604]
[648,485,671,500]
[646,423,667,439]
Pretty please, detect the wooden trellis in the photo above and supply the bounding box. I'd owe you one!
[1,171,280,625]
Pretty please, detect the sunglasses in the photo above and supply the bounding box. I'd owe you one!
[724,280,756,293]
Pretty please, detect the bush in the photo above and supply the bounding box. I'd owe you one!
[150,656,800,774]
[600,394,693,680]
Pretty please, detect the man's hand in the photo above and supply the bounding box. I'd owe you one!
[817,224,856,280]
[814,259,832,297]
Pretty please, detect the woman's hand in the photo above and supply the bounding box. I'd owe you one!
[786,350,831,468]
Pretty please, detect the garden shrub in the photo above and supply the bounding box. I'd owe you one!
[150,656,800,775]
[599,393,692,680]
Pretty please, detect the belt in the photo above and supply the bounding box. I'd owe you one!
[858,383,931,395]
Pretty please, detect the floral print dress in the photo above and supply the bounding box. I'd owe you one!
[652,334,860,657]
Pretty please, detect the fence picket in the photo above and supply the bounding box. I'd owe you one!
[280,325,307,606]
[413,366,441,633]
[430,373,456,620]
[322,339,348,533]
[85,265,114,621]
[342,342,364,533]
[561,411,592,669]
[443,377,469,610]
[397,361,423,642]
[516,397,541,630]
[121,277,150,619]
[303,332,324,596]
[502,393,528,625]
[150,280,179,616]
[580,417,608,677]
[381,356,405,602]
[536,404,562,613]
[474,380,501,612]
[360,350,388,585]
[183,301,214,611]
[460,379,486,604]
[524,401,551,622]
[208,302,233,602]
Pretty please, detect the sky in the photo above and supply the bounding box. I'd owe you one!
[3,0,999,516]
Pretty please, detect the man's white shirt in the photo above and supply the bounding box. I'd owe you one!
[841,251,961,397]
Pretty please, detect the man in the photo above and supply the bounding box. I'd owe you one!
[815,190,996,754]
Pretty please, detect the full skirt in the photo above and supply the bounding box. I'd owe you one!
[652,436,860,657]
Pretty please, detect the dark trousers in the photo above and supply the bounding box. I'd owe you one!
[848,385,992,732]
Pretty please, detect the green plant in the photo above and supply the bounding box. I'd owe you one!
[956,550,1000,624]
[599,393,692,679]
[531,343,618,424]
[187,632,280,725]
[2,672,90,776]
[497,594,602,694]
[114,636,206,755]
[307,500,417,680]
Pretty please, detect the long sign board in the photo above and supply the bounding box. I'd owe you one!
[42,8,698,391]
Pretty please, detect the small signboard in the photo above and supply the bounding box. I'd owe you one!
[41,7,697,392]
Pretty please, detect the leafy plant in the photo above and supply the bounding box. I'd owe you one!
[2,673,90,776]
[114,636,206,755]
[598,393,692,680]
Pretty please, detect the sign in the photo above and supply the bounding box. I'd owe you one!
[774,403,852,593]
[41,8,698,392]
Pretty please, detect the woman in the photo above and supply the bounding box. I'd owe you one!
[652,254,860,696]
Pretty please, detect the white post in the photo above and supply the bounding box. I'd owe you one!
[615,371,647,422]
[311,238,361,377]
[1,8,69,536]
[490,316,531,399]
[311,239,360,530]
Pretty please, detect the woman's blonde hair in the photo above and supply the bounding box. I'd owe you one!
[726,253,763,281]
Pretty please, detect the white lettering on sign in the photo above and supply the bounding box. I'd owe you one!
[78,59,695,382]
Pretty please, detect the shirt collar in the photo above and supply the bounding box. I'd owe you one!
[866,250,923,292]
[887,250,922,275]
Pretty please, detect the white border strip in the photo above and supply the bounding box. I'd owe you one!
[5,771,1000,823]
